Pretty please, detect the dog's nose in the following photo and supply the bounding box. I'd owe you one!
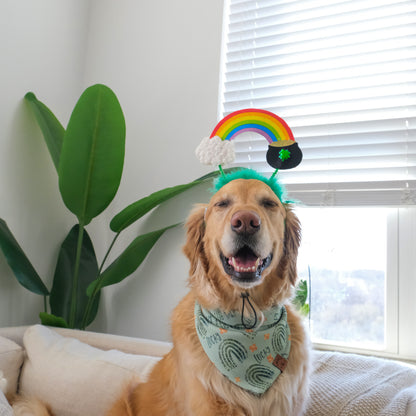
[231,210,261,235]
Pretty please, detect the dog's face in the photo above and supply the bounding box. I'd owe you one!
[205,179,286,290]
[184,178,300,309]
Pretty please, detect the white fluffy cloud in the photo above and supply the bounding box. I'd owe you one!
[195,136,235,166]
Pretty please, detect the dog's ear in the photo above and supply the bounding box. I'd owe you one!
[183,204,208,277]
[280,205,301,286]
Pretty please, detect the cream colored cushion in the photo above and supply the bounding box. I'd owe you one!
[0,335,24,395]
[20,325,162,416]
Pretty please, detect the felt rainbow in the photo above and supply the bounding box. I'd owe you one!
[210,109,294,143]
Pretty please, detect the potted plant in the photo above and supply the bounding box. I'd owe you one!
[0,84,228,329]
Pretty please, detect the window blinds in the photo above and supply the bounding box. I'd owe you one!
[220,0,416,205]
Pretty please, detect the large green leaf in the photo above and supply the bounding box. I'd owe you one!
[110,182,203,233]
[50,225,100,329]
[0,219,49,295]
[24,92,65,172]
[109,168,242,233]
[87,224,178,296]
[195,167,242,182]
[59,84,126,225]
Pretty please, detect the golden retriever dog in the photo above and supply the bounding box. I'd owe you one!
[106,173,310,415]
[12,172,310,415]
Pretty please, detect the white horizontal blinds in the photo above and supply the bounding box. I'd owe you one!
[221,0,416,205]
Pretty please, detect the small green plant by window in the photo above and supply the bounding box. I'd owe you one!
[293,279,310,318]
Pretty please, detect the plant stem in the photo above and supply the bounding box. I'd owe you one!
[43,295,47,313]
[98,232,120,274]
[69,222,85,328]
[80,231,120,329]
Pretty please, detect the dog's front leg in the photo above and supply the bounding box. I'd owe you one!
[181,378,243,416]
[178,372,242,416]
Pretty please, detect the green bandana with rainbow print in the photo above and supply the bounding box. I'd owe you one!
[195,301,291,395]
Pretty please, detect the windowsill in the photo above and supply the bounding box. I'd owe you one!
[313,342,416,366]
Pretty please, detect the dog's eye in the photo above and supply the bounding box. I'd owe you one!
[261,199,278,208]
[215,200,230,208]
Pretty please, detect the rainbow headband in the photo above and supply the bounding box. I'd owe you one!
[195,108,303,176]
[210,109,294,143]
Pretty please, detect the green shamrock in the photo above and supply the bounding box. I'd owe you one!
[279,148,291,161]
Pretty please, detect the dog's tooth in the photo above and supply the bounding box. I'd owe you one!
[231,258,239,271]
[230,258,260,273]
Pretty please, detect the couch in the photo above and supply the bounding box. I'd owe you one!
[1,325,415,415]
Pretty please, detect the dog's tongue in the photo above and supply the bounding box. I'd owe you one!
[229,248,260,272]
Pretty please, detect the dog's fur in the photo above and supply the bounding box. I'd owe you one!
[12,178,310,415]
[106,178,310,416]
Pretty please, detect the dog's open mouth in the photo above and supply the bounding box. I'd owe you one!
[220,246,272,286]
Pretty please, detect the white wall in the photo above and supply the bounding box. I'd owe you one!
[84,0,224,340]
[0,0,224,341]
[0,1,91,325]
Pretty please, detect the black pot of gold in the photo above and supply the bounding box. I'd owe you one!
[266,140,303,170]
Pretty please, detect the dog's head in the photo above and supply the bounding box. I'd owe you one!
[183,177,301,310]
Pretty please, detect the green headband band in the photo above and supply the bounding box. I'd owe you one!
[212,168,288,203]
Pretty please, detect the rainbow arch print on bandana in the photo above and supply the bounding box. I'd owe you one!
[210,109,295,144]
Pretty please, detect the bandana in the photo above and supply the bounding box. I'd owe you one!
[195,301,291,395]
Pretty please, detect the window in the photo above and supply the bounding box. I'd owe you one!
[296,207,391,350]
[219,0,416,360]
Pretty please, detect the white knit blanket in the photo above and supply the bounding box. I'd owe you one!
[306,351,416,416]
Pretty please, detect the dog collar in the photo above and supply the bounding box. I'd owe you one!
[195,301,291,395]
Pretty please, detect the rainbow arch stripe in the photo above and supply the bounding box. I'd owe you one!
[210,109,294,143]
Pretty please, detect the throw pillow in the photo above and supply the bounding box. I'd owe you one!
[19,325,162,416]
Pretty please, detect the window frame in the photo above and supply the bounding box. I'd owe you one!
[300,207,416,363]
[218,0,416,362]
